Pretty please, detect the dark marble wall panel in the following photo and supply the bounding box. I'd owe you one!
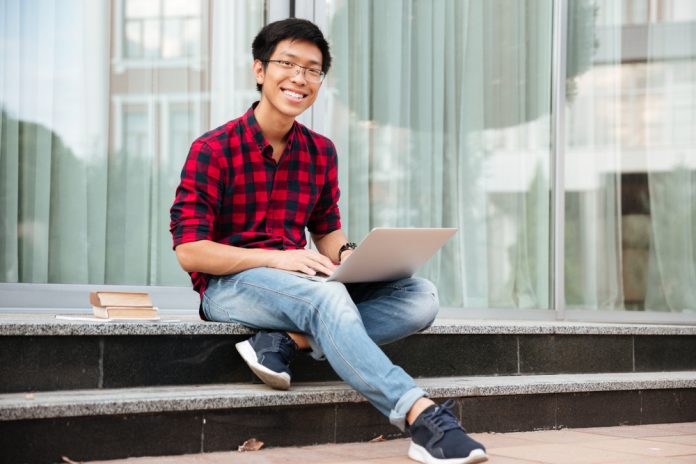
[557,391,642,428]
[291,354,340,382]
[641,389,696,424]
[519,335,634,374]
[0,336,100,393]
[203,405,335,451]
[335,402,406,443]
[460,394,557,433]
[102,335,249,387]
[383,335,519,377]
[0,412,202,464]
[634,336,696,372]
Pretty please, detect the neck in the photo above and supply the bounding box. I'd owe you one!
[254,98,294,144]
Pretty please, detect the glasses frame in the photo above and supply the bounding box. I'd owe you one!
[263,59,326,83]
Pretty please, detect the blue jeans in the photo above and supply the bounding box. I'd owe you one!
[202,267,439,431]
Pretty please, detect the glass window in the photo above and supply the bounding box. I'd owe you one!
[124,0,202,60]
[0,0,263,286]
[321,0,554,309]
[565,0,696,312]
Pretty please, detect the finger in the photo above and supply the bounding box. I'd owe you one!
[307,260,335,276]
[289,250,336,275]
[308,252,338,269]
[302,265,317,276]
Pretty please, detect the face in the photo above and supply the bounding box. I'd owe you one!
[253,39,324,120]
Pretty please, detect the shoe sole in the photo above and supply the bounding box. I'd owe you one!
[235,340,291,390]
[408,442,488,464]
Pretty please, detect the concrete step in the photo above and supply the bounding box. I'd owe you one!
[1,372,695,463]
[2,313,696,393]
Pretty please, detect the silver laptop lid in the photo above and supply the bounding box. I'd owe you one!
[327,227,457,283]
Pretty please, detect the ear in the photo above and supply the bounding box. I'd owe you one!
[253,60,265,87]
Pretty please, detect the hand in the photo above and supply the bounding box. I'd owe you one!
[269,249,338,276]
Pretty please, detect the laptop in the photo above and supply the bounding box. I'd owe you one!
[289,227,457,283]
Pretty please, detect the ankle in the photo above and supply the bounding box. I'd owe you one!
[406,397,436,426]
[286,332,309,350]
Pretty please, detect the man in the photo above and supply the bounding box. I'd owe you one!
[170,18,487,464]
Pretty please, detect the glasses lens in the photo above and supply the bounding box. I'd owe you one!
[271,61,323,83]
[306,69,324,83]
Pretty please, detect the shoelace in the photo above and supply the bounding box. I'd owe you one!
[277,335,298,363]
[424,399,465,433]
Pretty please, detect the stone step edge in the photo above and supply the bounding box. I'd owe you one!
[2,371,695,422]
[2,313,696,336]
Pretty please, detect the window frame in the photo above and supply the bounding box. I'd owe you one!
[112,0,208,73]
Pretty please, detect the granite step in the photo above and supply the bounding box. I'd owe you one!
[1,372,695,463]
[2,313,696,393]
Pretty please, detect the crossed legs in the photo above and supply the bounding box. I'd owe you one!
[202,268,438,429]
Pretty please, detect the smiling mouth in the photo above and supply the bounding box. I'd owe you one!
[282,89,307,101]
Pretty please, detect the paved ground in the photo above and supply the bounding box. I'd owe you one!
[85,422,696,463]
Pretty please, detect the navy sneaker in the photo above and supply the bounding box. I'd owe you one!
[408,400,487,464]
[235,331,298,390]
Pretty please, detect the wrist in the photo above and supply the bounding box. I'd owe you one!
[263,248,282,268]
[338,242,357,263]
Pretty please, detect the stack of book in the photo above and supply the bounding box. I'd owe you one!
[90,291,160,320]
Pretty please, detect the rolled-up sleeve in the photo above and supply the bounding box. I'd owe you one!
[170,141,223,248]
[307,141,341,235]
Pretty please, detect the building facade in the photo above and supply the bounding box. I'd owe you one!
[1,0,695,323]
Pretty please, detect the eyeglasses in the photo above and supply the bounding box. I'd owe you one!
[263,59,325,83]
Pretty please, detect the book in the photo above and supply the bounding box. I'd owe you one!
[56,314,178,323]
[90,291,160,320]
[92,306,160,320]
[90,291,153,308]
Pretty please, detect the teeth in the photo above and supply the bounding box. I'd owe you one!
[283,90,304,100]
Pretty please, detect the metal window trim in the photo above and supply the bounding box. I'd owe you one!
[563,309,696,325]
[439,307,696,325]
[551,0,568,321]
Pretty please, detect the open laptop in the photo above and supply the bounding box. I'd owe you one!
[289,227,457,283]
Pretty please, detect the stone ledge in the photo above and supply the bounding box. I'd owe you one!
[1,313,696,336]
[2,371,695,421]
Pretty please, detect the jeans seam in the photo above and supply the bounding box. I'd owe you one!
[202,292,229,318]
[225,278,381,395]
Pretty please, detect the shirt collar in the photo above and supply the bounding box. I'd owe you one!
[244,101,298,154]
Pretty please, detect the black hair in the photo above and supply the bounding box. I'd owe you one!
[252,18,332,92]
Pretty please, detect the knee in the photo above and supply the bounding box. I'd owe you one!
[312,283,363,323]
[403,277,440,330]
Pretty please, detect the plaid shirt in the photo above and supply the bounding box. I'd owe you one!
[170,103,341,301]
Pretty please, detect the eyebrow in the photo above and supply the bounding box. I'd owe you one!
[276,51,322,67]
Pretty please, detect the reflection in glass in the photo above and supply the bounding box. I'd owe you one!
[565,0,696,312]
[124,0,201,60]
[322,0,553,308]
[0,0,263,286]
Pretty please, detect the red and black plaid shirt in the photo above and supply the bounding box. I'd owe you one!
[170,103,341,300]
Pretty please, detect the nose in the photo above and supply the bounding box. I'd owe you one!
[290,66,307,84]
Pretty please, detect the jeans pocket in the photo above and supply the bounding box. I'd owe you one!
[202,291,232,322]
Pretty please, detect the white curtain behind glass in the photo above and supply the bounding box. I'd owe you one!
[566,0,696,312]
[210,0,264,128]
[0,0,262,286]
[644,18,696,311]
[1,0,110,284]
[323,0,552,308]
[565,1,625,310]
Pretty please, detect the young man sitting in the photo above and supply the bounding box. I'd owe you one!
[170,18,487,464]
